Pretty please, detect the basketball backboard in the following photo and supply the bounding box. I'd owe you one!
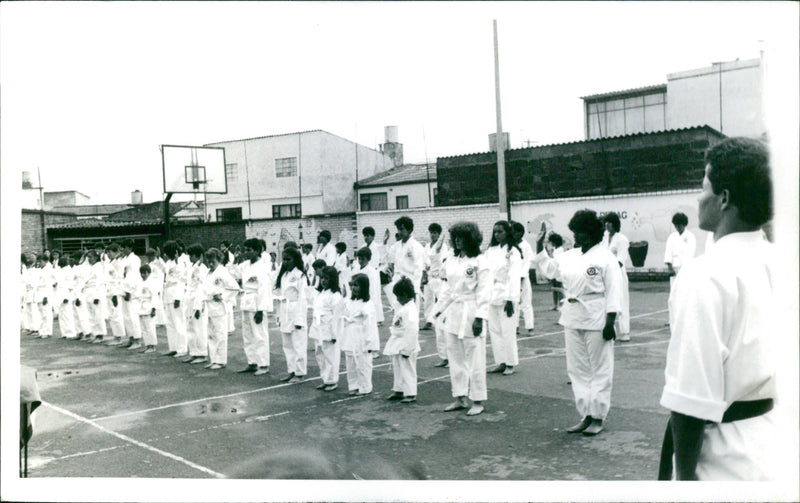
[161,145,227,194]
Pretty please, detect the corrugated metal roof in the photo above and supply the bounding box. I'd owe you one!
[50,204,133,216]
[580,84,667,101]
[437,125,723,160]
[48,201,196,230]
[357,163,436,187]
[49,219,164,230]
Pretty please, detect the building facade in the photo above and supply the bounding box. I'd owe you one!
[204,130,394,222]
[356,162,437,212]
[584,58,764,140]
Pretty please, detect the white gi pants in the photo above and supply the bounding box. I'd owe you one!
[58,301,77,338]
[344,350,373,393]
[140,314,157,346]
[187,309,208,358]
[564,327,614,420]
[122,298,142,340]
[314,340,340,385]
[88,300,107,336]
[242,311,270,367]
[207,314,228,365]
[75,300,92,335]
[38,302,54,337]
[391,353,418,396]
[107,295,126,337]
[487,303,519,366]
[445,331,487,401]
[23,302,37,331]
[617,269,630,335]
[164,301,187,353]
[518,276,534,331]
[281,327,307,376]
[425,279,448,360]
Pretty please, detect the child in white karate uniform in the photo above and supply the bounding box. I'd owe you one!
[334,242,350,298]
[235,238,273,376]
[138,264,159,353]
[34,254,55,339]
[185,244,210,365]
[353,247,383,328]
[82,250,107,343]
[340,273,380,395]
[275,248,309,383]
[384,278,421,403]
[161,241,188,357]
[309,266,344,391]
[202,248,240,370]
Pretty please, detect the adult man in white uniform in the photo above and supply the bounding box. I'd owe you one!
[659,137,780,480]
[663,212,696,291]
[385,217,426,311]
[511,222,535,334]
[422,223,450,366]
[316,230,337,267]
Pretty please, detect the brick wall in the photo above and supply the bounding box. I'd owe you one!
[247,213,357,258]
[21,210,77,255]
[356,203,503,251]
[171,221,247,250]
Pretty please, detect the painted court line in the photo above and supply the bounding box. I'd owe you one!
[91,308,669,423]
[42,401,226,478]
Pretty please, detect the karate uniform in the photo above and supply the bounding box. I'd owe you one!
[238,258,273,368]
[276,269,309,377]
[104,257,126,338]
[384,300,421,397]
[334,252,351,298]
[423,241,451,360]
[203,265,240,365]
[120,253,143,341]
[56,266,78,339]
[162,258,188,354]
[352,263,383,324]
[603,231,630,337]
[147,258,167,326]
[534,244,623,421]
[35,263,55,337]
[482,245,523,367]
[340,298,380,393]
[139,275,160,347]
[317,242,337,267]
[83,262,107,337]
[516,239,535,331]
[308,289,344,386]
[661,231,781,480]
[72,262,93,336]
[664,229,697,290]
[385,237,426,311]
[186,261,209,359]
[432,254,490,402]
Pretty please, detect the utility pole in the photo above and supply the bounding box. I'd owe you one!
[37,167,46,251]
[493,20,509,221]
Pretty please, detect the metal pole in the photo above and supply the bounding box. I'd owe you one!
[493,20,509,220]
[298,132,302,217]
[164,192,173,240]
[37,167,45,251]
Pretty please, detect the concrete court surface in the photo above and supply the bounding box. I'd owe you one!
[20,283,674,482]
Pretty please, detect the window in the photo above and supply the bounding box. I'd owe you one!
[275,157,297,178]
[225,163,238,183]
[272,204,301,218]
[396,195,409,209]
[360,192,387,211]
[216,207,242,222]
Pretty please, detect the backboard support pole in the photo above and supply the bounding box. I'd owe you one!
[164,192,173,240]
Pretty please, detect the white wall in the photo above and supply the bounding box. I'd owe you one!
[358,181,437,211]
[511,190,712,270]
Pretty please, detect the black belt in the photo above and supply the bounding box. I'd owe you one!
[657,398,773,480]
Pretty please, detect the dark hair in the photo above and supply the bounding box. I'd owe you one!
[671,212,689,227]
[602,212,621,233]
[356,247,372,260]
[350,273,370,302]
[105,243,119,254]
[448,222,482,258]
[428,223,442,234]
[58,257,69,268]
[312,258,327,270]
[302,243,313,252]
[276,248,308,288]
[510,221,525,236]
[139,264,152,275]
[319,230,331,241]
[187,244,205,257]
[162,240,179,260]
[121,238,134,250]
[568,210,604,247]
[243,238,263,254]
[335,242,346,254]
[392,277,416,301]
[145,248,158,259]
[705,137,772,226]
[490,220,523,255]
[259,239,267,251]
[317,266,341,294]
[362,226,375,237]
[283,241,299,251]
[394,216,414,233]
[548,232,564,248]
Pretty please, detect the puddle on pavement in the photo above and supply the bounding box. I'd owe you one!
[182,398,250,418]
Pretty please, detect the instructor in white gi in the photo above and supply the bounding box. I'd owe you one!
[534,209,623,436]
[658,137,781,480]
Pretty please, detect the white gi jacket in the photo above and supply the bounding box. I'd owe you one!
[664,230,697,268]
[238,258,274,313]
[275,269,308,332]
[432,254,491,339]
[186,261,209,313]
[83,262,106,304]
[660,231,780,479]
[139,275,160,316]
[339,299,379,352]
[163,258,187,305]
[603,231,629,269]
[365,240,383,270]
[308,289,344,342]
[534,244,623,330]
[425,240,451,280]
[482,245,523,305]
[317,243,337,266]
[35,263,55,304]
[202,265,239,318]
[517,239,534,279]
[383,300,421,356]
[393,237,426,287]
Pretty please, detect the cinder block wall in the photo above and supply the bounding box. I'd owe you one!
[247,213,358,258]
[21,210,77,255]
[171,221,247,250]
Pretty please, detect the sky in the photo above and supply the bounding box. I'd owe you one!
[2,1,796,205]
